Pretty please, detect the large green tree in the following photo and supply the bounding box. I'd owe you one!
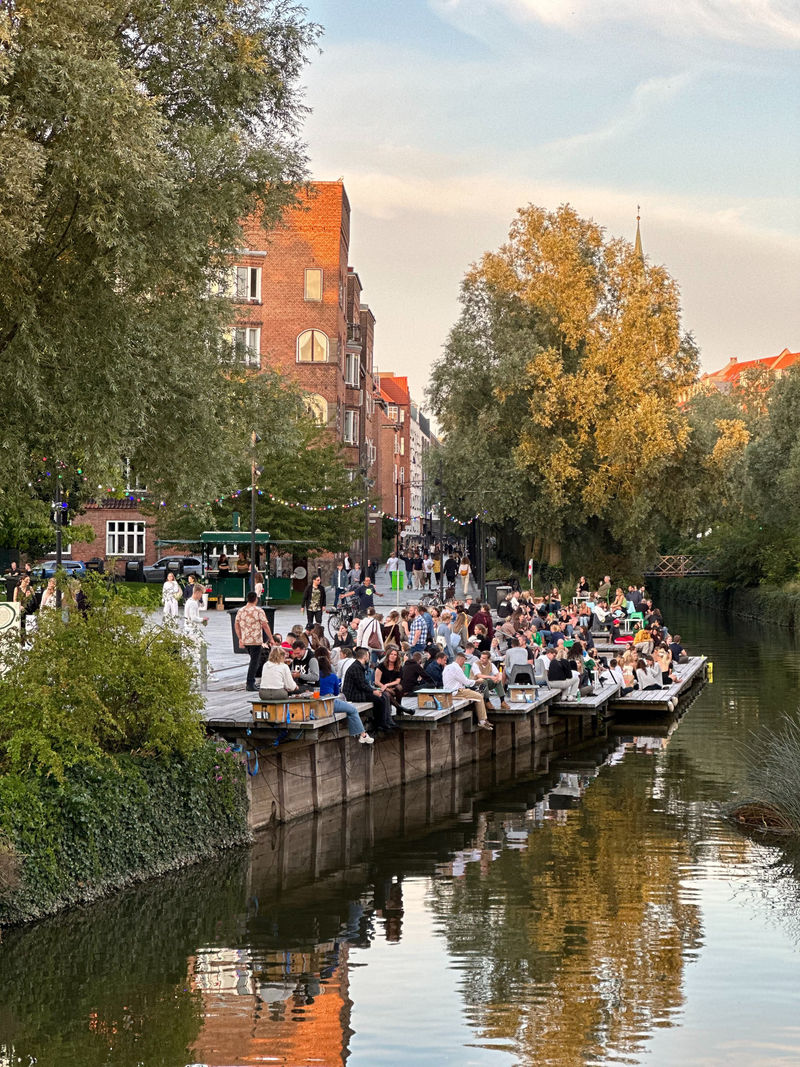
[428,204,698,571]
[0,0,318,520]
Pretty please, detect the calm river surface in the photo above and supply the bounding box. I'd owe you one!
[2,603,800,1066]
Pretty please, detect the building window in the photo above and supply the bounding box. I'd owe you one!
[387,404,398,421]
[343,409,359,445]
[400,436,405,456]
[297,329,329,363]
[304,268,323,301]
[235,266,261,302]
[107,520,145,556]
[345,351,360,387]
[400,466,405,483]
[304,393,328,426]
[233,327,260,366]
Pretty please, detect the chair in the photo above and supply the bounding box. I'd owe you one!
[628,612,644,623]
[507,663,535,686]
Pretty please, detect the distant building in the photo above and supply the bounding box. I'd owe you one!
[679,347,800,404]
[379,373,435,541]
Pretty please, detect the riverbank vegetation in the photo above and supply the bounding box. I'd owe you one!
[728,714,800,837]
[0,583,248,924]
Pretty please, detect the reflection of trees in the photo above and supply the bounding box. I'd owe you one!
[0,849,251,1067]
[428,767,704,1067]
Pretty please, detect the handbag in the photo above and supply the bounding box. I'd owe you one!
[368,621,383,650]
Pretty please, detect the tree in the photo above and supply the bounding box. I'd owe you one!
[0,0,319,513]
[428,204,698,571]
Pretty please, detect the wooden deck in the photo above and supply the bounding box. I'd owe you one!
[550,680,621,715]
[608,656,707,713]
[489,688,557,722]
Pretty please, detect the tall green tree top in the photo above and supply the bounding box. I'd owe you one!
[0,0,318,505]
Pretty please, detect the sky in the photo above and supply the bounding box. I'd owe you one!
[300,0,800,409]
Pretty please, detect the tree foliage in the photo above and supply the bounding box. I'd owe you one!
[0,0,319,511]
[428,203,698,569]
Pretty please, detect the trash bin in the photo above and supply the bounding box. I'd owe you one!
[124,560,145,582]
[390,569,405,591]
[485,580,504,609]
[228,605,275,654]
[493,584,512,609]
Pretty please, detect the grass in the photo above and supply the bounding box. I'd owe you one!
[728,713,800,836]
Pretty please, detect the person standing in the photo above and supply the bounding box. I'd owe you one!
[331,561,349,607]
[459,556,472,597]
[215,553,230,608]
[412,552,424,590]
[235,591,274,692]
[443,553,458,597]
[422,553,433,588]
[183,584,207,671]
[403,551,414,588]
[301,574,326,629]
[366,558,377,582]
[162,571,182,619]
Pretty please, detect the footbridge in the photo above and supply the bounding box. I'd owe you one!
[642,555,718,578]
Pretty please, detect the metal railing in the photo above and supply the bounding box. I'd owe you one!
[643,555,718,577]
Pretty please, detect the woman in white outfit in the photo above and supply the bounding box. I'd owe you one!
[459,556,471,597]
[162,571,181,618]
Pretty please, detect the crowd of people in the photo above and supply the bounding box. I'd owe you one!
[235,563,690,744]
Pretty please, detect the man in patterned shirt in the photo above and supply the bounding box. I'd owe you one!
[408,605,428,654]
[235,591,274,691]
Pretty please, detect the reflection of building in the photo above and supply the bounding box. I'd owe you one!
[190,941,351,1067]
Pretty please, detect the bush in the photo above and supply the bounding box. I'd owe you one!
[728,714,800,837]
[0,578,205,780]
[0,740,249,924]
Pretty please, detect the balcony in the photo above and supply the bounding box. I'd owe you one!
[346,322,362,350]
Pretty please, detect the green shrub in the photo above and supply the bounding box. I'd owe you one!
[0,740,249,924]
[0,579,205,780]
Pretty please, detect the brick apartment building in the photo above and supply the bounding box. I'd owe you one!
[379,373,435,543]
[233,180,382,558]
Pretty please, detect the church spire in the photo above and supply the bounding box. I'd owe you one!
[634,204,644,265]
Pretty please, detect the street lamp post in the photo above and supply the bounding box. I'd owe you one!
[250,431,263,594]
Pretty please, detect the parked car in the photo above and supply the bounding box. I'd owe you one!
[143,556,203,583]
[38,559,87,578]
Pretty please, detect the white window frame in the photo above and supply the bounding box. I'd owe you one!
[297,329,329,363]
[345,351,360,387]
[343,409,359,445]
[400,436,405,456]
[234,266,261,302]
[106,520,146,557]
[233,326,260,366]
[387,404,398,421]
[304,268,323,302]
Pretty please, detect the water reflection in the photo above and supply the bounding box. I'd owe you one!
[2,603,800,1066]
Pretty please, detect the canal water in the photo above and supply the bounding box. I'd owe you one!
[2,602,800,1066]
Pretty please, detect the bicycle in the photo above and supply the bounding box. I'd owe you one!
[418,590,444,611]
[326,603,356,639]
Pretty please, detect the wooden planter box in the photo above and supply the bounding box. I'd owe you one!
[416,689,454,710]
[509,685,540,703]
[252,695,336,723]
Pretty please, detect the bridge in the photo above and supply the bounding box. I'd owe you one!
[642,555,718,578]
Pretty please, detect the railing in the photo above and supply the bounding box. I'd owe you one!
[643,555,718,578]
[347,322,362,347]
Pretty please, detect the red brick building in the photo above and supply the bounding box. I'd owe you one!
[61,500,158,568]
[378,373,411,529]
[233,181,382,557]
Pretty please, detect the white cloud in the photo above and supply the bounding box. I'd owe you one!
[443,0,800,46]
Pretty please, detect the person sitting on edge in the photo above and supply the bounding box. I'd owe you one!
[546,648,580,702]
[374,646,404,709]
[596,575,612,601]
[317,651,374,744]
[599,657,632,694]
[635,656,664,691]
[442,651,493,730]
[258,645,298,700]
[342,647,396,734]
[669,633,688,663]
[473,650,511,710]
[468,602,494,640]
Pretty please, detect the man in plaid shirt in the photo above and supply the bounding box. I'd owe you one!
[408,606,428,653]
